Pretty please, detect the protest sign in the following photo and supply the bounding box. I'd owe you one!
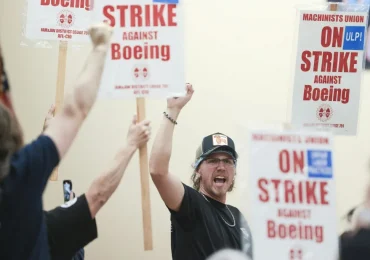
[92,0,185,99]
[23,0,95,180]
[291,9,368,135]
[24,0,93,42]
[248,128,337,259]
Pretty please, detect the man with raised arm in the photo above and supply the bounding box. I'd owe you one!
[0,22,113,260]
[149,84,253,260]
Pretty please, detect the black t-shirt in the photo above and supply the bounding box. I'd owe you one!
[45,194,98,260]
[340,228,370,260]
[169,184,253,260]
[0,135,60,260]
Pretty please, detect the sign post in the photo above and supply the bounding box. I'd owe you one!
[93,0,184,250]
[50,41,68,181]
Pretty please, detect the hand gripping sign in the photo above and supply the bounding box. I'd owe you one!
[241,124,338,260]
[289,3,369,135]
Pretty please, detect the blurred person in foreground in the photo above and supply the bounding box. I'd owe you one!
[340,184,370,260]
[0,22,113,260]
[206,249,252,260]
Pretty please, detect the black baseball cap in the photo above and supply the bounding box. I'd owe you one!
[194,132,238,168]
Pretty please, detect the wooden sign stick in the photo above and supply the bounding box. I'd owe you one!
[330,2,338,12]
[136,97,153,251]
[49,41,68,181]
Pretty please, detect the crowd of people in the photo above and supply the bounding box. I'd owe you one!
[1,22,370,260]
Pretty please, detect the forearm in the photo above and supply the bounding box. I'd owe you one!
[67,45,109,118]
[86,144,137,218]
[149,109,180,176]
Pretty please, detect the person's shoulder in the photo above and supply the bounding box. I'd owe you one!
[227,204,242,214]
[9,135,59,178]
[12,135,58,162]
[181,182,202,198]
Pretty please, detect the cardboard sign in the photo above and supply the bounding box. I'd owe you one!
[248,128,337,260]
[93,0,185,99]
[291,10,368,135]
[25,0,93,42]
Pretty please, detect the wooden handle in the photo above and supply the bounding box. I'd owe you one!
[136,97,153,251]
[329,2,338,11]
[49,41,68,182]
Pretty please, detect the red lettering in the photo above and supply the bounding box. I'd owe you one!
[267,220,276,238]
[285,180,295,203]
[102,4,177,28]
[266,220,324,243]
[277,209,311,219]
[279,150,290,173]
[131,5,142,27]
[301,50,310,72]
[109,43,170,61]
[40,0,91,10]
[320,182,329,205]
[167,4,177,26]
[306,182,317,204]
[258,178,269,202]
[303,85,350,104]
[293,151,304,173]
[298,181,303,203]
[271,179,281,203]
[300,51,358,72]
[321,26,331,47]
[145,5,151,26]
[111,43,121,60]
[321,26,343,48]
[103,5,116,26]
[278,150,304,174]
[153,5,166,26]
[117,5,129,27]
[257,179,329,205]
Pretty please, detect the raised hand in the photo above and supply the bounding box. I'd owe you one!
[89,22,113,48]
[167,83,194,112]
[127,115,151,149]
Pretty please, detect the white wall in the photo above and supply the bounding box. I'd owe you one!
[1,0,370,259]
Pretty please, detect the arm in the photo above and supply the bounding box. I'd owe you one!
[149,84,194,212]
[85,116,151,218]
[43,23,112,159]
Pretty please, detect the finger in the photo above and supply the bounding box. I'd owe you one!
[132,115,137,125]
[141,124,150,133]
[186,83,194,94]
[139,119,151,126]
[48,104,56,116]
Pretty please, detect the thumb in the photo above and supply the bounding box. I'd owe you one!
[48,104,56,116]
[132,115,137,125]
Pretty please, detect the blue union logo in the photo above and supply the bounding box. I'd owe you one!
[307,150,333,179]
[343,26,365,51]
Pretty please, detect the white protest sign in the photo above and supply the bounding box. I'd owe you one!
[291,10,368,135]
[248,128,337,260]
[92,0,185,99]
[25,0,93,42]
